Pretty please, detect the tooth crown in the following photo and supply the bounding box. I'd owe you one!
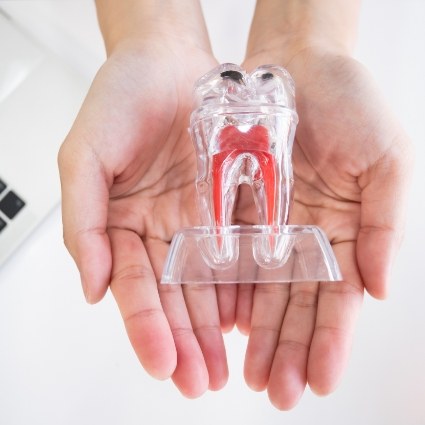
[193,63,296,110]
[190,63,298,228]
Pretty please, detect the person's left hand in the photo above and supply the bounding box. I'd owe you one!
[234,46,413,410]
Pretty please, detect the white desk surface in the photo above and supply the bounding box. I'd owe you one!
[0,1,424,424]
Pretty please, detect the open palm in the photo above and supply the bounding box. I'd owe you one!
[240,48,412,409]
[59,40,236,397]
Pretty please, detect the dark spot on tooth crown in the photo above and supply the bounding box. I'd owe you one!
[261,72,274,80]
[220,70,243,82]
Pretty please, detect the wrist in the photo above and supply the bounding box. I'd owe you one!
[246,0,360,64]
[95,0,212,56]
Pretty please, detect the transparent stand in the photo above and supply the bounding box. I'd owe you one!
[160,63,342,285]
[161,225,341,284]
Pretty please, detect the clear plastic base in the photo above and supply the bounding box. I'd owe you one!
[161,225,342,284]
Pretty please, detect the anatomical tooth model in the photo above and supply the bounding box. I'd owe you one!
[161,64,341,285]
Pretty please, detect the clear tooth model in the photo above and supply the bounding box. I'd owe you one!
[161,64,342,285]
[192,64,295,230]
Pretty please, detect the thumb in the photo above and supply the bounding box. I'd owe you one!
[357,138,413,299]
[58,139,112,304]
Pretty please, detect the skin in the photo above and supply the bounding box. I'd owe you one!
[58,37,231,396]
[238,0,413,409]
[240,47,412,410]
[58,0,413,410]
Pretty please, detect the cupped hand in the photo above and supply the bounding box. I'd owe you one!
[239,47,413,409]
[58,39,232,397]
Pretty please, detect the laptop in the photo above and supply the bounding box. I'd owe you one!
[0,10,90,266]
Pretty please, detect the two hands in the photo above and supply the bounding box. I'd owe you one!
[58,1,412,410]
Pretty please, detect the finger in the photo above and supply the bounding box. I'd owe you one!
[145,238,209,398]
[267,281,318,410]
[108,228,176,380]
[236,284,255,335]
[216,284,237,333]
[307,242,364,395]
[176,247,228,390]
[244,283,290,391]
[183,283,229,391]
[217,185,256,332]
[357,143,413,299]
[213,254,238,333]
[235,241,257,335]
[58,141,112,303]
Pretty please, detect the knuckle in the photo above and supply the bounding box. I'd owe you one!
[289,290,318,309]
[124,307,163,325]
[321,281,364,298]
[112,264,155,285]
[193,324,221,336]
[183,283,215,294]
[238,284,254,293]
[359,224,398,237]
[315,324,349,340]
[277,338,309,353]
[254,284,290,296]
[171,327,194,339]
[158,284,182,295]
[250,325,281,335]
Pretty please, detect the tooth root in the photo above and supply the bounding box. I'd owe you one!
[204,123,293,269]
[251,151,277,225]
[212,150,239,226]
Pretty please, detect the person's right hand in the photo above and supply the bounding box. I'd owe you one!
[58,35,233,397]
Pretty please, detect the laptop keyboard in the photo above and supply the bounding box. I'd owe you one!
[0,177,26,232]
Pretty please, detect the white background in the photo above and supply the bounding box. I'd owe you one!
[0,1,424,424]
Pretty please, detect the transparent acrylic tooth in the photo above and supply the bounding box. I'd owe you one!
[198,226,239,270]
[190,63,298,268]
[160,63,342,284]
[250,65,296,109]
[194,63,251,107]
[252,227,295,269]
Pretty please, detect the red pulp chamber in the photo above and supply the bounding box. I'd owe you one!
[212,125,276,226]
